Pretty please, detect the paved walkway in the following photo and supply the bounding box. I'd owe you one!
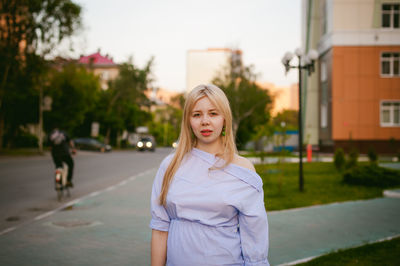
[0,168,399,266]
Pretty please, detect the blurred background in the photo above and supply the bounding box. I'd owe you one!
[1,0,399,155]
[1,1,400,265]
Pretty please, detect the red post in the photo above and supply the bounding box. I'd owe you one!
[307,144,312,162]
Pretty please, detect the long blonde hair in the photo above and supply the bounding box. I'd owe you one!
[159,84,237,206]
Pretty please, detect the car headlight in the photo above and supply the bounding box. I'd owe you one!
[137,141,144,148]
[146,141,152,148]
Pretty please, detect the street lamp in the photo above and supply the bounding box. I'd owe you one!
[281,48,318,191]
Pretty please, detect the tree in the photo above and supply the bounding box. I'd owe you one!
[149,104,182,146]
[0,0,82,148]
[99,58,154,145]
[272,109,298,130]
[44,63,100,135]
[213,55,272,149]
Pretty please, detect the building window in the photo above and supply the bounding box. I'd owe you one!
[320,61,327,82]
[320,82,328,129]
[321,104,328,128]
[382,4,399,28]
[381,52,400,76]
[381,101,400,127]
[101,71,109,80]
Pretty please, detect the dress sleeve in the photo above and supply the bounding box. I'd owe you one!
[149,155,172,231]
[237,185,270,266]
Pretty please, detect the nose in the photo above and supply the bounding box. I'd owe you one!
[201,114,210,125]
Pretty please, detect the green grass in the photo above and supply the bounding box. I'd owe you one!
[297,237,400,266]
[240,150,298,158]
[256,162,385,211]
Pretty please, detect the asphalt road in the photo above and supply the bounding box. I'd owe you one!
[0,148,172,232]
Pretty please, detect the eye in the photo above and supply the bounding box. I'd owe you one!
[192,113,200,117]
[210,111,219,116]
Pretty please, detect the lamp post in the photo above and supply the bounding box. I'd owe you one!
[281,48,318,191]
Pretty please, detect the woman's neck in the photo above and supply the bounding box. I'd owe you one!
[195,140,223,155]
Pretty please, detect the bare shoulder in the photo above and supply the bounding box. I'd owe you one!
[232,154,256,172]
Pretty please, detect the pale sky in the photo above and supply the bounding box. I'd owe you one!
[65,0,301,92]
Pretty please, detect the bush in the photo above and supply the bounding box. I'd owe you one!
[343,165,400,188]
[334,148,346,171]
[367,147,378,164]
[12,132,38,148]
[345,148,359,169]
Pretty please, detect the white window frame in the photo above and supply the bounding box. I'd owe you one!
[381,3,400,29]
[380,52,400,77]
[380,100,400,127]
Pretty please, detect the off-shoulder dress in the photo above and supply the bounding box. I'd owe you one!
[150,148,269,266]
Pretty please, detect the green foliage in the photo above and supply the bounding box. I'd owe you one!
[343,165,400,187]
[367,146,378,164]
[334,148,346,171]
[44,64,100,134]
[94,58,154,145]
[345,148,359,170]
[148,105,182,146]
[0,0,82,148]
[213,53,272,149]
[0,54,47,148]
[272,109,298,130]
[4,131,38,148]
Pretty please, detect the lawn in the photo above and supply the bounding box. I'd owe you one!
[297,237,400,266]
[255,162,385,211]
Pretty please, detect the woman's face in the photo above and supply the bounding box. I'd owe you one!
[189,97,224,148]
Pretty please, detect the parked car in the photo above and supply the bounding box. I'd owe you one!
[136,136,156,151]
[73,138,112,152]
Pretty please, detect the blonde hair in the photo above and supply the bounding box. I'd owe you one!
[159,84,237,206]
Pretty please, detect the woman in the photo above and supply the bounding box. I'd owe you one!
[150,84,269,266]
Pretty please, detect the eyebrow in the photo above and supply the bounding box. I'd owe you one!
[192,108,218,113]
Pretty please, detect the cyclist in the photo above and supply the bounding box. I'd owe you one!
[49,127,76,188]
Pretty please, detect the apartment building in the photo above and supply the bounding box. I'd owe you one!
[186,48,242,92]
[303,0,400,153]
[259,82,299,116]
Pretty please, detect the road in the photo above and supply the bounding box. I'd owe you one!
[1,148,399,265]
[0,148,172,233]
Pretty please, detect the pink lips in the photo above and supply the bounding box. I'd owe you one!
[200,129,212,136]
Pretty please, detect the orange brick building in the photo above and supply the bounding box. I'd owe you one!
[303,0,400,153]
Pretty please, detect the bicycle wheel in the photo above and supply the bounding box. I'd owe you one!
[55,170,63,201]
[57,189,63,201]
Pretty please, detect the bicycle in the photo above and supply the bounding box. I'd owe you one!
[54,163,71,201]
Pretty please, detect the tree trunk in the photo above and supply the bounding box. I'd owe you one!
[116,130,121,148]
[105,127,111,145]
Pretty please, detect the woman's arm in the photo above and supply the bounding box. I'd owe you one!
[151,229,168,266]
[237,187,269,265]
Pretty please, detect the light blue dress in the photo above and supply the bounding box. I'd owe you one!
[150,148,269,266]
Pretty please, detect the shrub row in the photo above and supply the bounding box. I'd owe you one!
[334,148,360,172]
[343,164,400,188]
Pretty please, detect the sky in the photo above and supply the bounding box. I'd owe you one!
[64,0,301,92]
